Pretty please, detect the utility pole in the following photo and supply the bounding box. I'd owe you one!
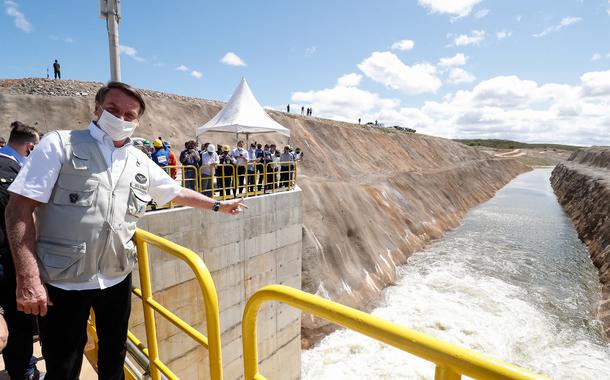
[100,0,121,81]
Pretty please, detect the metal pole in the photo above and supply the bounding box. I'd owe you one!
[107,0,121,81]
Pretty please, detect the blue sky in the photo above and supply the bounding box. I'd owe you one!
[3,0,610,145]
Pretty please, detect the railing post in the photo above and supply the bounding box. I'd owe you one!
[134,233,162,380]
[435,365,461,380]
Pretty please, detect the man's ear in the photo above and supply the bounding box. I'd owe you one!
[93,102,102,119]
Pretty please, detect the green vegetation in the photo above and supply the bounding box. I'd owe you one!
[453,139,582,151]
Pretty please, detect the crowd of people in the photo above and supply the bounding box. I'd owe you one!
[130,137,303,198]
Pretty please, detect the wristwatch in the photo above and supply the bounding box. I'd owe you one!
[0,305,4,316]
[212,200,221,212]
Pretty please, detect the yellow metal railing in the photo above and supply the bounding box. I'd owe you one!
[242,285,549,380]
[158,161,299,209]
[130,228,223,380]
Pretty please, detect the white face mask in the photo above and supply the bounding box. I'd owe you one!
[97,109,138,141]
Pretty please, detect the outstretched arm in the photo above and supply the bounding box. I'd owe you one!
[172,188,247,215]
[5,193,52,316]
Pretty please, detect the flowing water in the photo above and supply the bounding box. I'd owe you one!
[302,168,610,379]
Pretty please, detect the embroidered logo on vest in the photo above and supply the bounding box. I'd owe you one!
[135,173,147,184]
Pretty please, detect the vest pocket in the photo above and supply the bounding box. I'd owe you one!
[38,240,86,281]
[128,187,151,218]
[72,146,89,170]
[53,177,98,207]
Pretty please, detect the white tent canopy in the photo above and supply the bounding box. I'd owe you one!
[196,78,290,138]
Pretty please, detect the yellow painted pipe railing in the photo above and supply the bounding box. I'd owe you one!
[155,161,299,210]
[242,285,549,380]
[132,228,223,380]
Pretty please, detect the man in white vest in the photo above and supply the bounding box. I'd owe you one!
[5,82,246,380]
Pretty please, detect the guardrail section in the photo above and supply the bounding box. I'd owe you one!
[242,285,549,380]
[131,228,223,380]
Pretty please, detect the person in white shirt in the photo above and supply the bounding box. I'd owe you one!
[247,143,257,194]
[5,82,246,379]
[200,144,219,197]
[231,140,249,196]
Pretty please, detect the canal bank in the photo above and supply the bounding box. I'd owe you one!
[303,168,610,379]
[551,147,610,339]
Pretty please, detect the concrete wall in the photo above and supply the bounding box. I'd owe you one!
[128,189,303,379]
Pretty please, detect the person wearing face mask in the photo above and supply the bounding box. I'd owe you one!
[0,121,43,380]
[4,81,246,379]
[231,140,249,196]
[200,143,219,197]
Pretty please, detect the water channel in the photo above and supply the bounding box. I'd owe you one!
[302,168,610,379]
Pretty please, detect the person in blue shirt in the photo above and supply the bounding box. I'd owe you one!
[151,139,170,167]
[0,121,42,380]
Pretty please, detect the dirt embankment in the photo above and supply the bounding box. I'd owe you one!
[551,148,610,338]
[1,78,531,343]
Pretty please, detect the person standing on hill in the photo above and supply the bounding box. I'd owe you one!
[4,81,246,380]
[0,121,42,380]
[53,60,61,80]
[286,104,290,113]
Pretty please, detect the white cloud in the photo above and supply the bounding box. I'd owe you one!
[447,68,476,84]
[592,53,602,61]
[337,73,363,87]
[291,83,399,123]
[474,8,489,19]
[496,30,512,39]
[439,53,467,67]
[453,30,486,46]
[221,52,247,67]
[289,70,610,145]
[417,0,482,18]
[176,64,189,72]
[357,51,442,94]
[516,15,523,22]
[191,70,203,79]
[391,39,415,51]
[305,46,317,57]
[64,37,75,43]
[532,17,582,38]
[119,45,145,62]
[5,0,32,32]
[580,70,610,97]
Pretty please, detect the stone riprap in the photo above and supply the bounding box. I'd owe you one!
[551,147,610,338]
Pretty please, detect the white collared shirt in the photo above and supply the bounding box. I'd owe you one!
[9,122,182,290]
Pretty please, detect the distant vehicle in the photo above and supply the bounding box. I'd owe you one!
[392,125,416,133]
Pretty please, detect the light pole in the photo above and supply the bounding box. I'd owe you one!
[99,0,121,82]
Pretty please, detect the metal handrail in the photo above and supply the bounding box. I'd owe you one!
[242,285,549,380]
[199,161,299,200]
[131,228,223,380]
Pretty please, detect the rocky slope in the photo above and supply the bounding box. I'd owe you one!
[551,148,610,338]
[0,78,531,342]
